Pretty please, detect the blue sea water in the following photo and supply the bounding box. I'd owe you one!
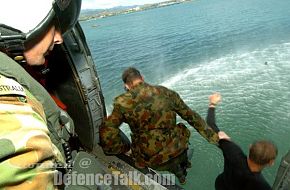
[80,0,290,189]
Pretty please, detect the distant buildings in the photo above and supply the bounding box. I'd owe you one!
[79,0,192,21]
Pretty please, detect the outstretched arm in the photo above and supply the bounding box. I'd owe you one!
[206,93,231,142]
[207,94,244,166]
[206,93,221,133]
[99,102,130,155]
[172,91,219,144]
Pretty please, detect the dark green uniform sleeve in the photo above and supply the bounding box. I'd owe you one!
[99,101,130,154]
[172,91,219,144]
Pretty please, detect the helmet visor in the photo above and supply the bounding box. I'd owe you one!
[53,0,82,34]
[26,0,81,41]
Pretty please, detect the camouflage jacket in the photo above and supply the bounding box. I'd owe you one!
[100,82,219,168]
[0,74,64,189]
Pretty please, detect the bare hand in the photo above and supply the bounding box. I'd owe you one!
[218,131,230,140]
[209,92,221,106]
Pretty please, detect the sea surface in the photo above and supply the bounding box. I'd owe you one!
[80,0,290,189]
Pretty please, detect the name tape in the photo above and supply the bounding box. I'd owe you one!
[0,75,26,97]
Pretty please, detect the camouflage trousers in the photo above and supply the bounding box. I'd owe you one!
[151,149,190,180]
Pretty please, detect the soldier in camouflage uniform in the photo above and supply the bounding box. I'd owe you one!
[0,71,64,190]
[0,0,81,189]
[100,67,220,183]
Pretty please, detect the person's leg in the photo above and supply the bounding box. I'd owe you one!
[151,123,191,184]
[179,150,192,169]
[152,150,189,184]
[168,163,187,184]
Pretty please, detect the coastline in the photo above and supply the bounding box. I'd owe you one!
[79,0,192,21]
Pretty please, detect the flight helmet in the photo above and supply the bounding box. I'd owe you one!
[0,0,82,61]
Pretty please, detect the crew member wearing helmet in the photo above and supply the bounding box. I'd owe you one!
[0,0,81,189]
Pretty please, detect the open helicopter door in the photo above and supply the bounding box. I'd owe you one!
[46,22,105,151]
[45,22,182,189]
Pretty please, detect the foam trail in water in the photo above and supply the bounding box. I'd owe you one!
[161,42,290,135]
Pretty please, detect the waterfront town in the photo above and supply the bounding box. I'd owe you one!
[79,0,192,21]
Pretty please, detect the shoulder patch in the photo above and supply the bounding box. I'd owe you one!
[0,74,26,97]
